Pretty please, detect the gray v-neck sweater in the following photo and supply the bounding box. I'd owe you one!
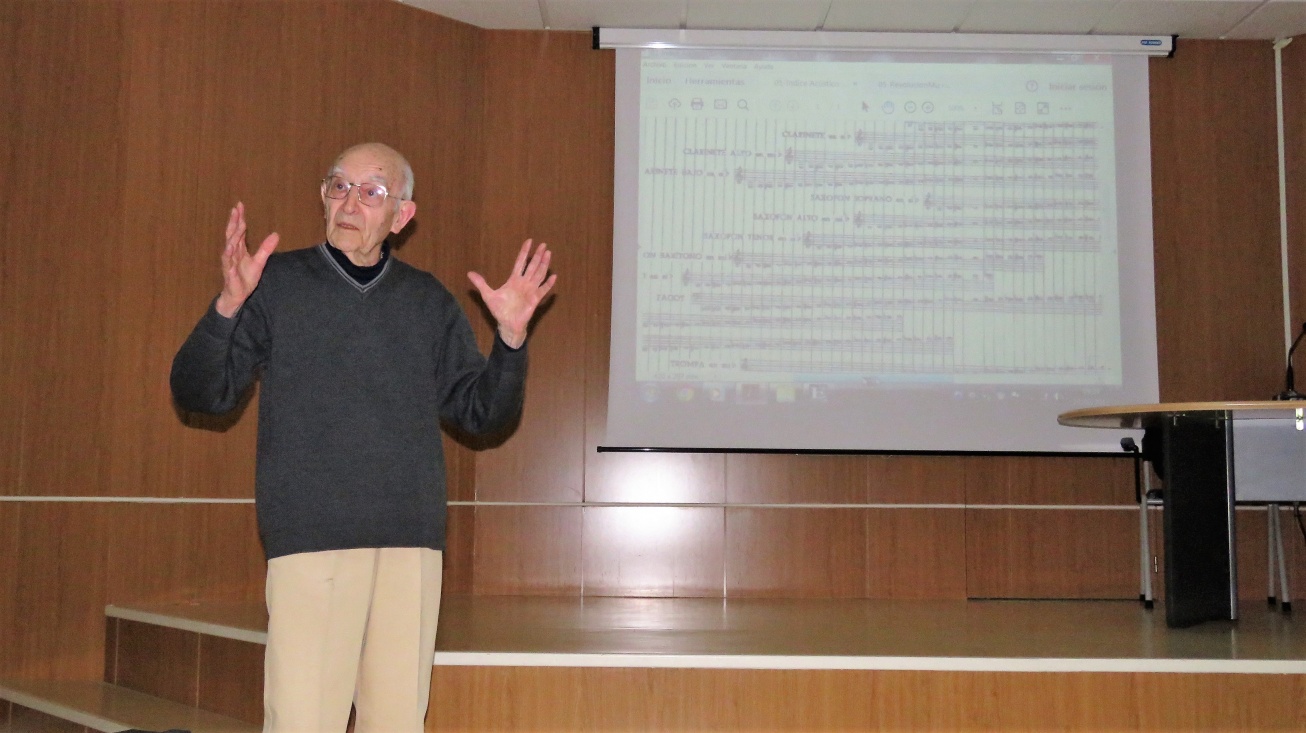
[171,244,527,559]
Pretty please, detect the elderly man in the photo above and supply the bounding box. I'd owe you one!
[171,142,554,733]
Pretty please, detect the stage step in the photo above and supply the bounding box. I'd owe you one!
[92,597,1306,733]
[104,604,264,727]
[106,602,266,645]
[0,679,258,733]
[107,596,1306,672]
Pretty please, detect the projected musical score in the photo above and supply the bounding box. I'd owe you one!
[635,63,1122,393]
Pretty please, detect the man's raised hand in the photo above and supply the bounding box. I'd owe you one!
[468,239,557,349]
[215,202,279,318]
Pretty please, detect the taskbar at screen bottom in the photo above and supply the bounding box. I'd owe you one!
[633,380,1118,407]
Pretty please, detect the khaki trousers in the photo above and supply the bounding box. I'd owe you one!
[263,547,443,733]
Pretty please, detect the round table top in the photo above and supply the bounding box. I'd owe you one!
[1058,400,1306,429]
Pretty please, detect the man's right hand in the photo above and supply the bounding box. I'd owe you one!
[215,202,280,318]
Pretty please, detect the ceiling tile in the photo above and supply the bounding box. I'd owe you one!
[1092,0,1261,39]
[1222,0,1306,39]
[823,0,974,32]
[400,0,544,29]
[958,0,1116,34]
[548,0,686,30]
[686,0,833,30]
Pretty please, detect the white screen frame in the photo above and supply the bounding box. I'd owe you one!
[604,32,1162,455]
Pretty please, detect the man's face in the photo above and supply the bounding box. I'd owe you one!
[322,147,415,264]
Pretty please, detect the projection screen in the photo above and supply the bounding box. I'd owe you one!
[601,30,1167,454]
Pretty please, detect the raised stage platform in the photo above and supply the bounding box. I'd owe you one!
[107,594,1306,673]
[7,596,1303,732]
[432,595,1306,673]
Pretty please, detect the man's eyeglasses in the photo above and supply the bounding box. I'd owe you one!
[321,175,405,208]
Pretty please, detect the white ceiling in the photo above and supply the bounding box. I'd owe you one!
[396,0,1304,40]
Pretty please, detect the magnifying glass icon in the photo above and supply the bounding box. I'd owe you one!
[738,99,749,110]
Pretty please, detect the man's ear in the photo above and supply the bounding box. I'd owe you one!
[391,200,417,233]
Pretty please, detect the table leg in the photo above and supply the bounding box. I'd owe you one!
[1161,413,1237,628]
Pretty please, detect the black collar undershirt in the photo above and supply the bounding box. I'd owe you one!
[325,241,390,285]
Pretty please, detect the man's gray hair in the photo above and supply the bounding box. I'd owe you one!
[396,155,414,201]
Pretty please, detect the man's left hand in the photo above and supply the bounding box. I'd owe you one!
[468,239,557,349]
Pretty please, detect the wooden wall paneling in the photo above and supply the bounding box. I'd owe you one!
[472,505,582,595]
[0,358,268,671]
[0,4,23,494]
[1236,505,1306,604]
[581,506,725,597]
[0,503,21,678]
[963,455,1134,506]
[1145,504,1165,602]
[113,0,267,501]
[1236,507,1272,603]
[1,1,1300,693]
[375,6,485,505]
[867,508,968,600]
[477,32,546,258]
[1287,38,1306,339]
[103,503,202,605]
[103,618,118,685]
[111,1,486,502]
[378,3,485,292]
[724,508,867,598]
[1149,41,1283,401]
[428,667,1306,732]
[475,31,607,504]
[8,705,87,733]
[0,0,489,677]
[103,502,263,607]
[114,620,199,706]
[866,455,966,504]
[429,667,583,731]
[443,435,478,506]
[1275,504,1306,605]
[965,508,1137,599]
[444,504,476,595]
[192,502,265,602]
[0,503,108,679]
[585,452,727,504]
[197,635,263,726]
[725,454,869,504]
[1133,673,1306,730]
[960,457,1136,597]
[0,0,122,498]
